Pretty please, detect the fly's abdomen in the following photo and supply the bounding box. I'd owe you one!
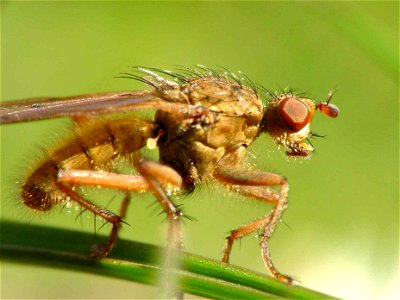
[20,118,157,211]
[21,133,114,211]
[21,160,62,211]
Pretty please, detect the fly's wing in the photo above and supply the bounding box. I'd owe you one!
[0,91,160,124]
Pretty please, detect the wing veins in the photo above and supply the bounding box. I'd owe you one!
[0,91,159,124]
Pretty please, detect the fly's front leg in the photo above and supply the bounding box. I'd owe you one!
[213,165,293,284]
[221,213,272,263]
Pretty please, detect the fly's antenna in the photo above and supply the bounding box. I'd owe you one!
[326,90,336,104]
[315,90,339,118]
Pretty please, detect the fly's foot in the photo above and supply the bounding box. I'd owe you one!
[90,244,109,260]
[89,223,121,259]
[221,234,236,263]
[275,273,296,285]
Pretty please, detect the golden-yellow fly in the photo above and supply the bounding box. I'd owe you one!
[0,66,339,284]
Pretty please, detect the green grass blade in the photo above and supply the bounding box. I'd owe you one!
[0,220,339,299]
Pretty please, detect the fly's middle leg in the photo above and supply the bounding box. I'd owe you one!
[134,157,184,299]
[135,158,184,250]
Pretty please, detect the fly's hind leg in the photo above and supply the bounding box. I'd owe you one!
[57,168,181,258]
[214,163,293,284]
[93,191,131,257]
[56,181,124,258]
[58,160,184,255]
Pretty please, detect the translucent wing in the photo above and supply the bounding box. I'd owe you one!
[0,90,160,124]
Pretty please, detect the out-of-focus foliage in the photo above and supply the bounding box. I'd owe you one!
[1,2,398,299]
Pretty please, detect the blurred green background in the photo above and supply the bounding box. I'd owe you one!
[1,1,398,299]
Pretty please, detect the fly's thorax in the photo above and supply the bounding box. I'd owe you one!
[155,77,263,188]
[156,77,263,144]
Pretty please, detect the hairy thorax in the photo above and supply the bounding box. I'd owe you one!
[155,77,263,189]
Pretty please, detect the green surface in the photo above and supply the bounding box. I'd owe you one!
[1,221,339,300]
[1,1,398,299]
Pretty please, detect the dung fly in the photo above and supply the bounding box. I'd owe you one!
[0,66,339,284]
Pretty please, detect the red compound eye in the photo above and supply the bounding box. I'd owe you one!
[278,97,311,131]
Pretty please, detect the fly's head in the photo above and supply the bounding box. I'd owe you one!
[261,91,339,157]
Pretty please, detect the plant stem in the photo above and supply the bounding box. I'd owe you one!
[0,220,339,299]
